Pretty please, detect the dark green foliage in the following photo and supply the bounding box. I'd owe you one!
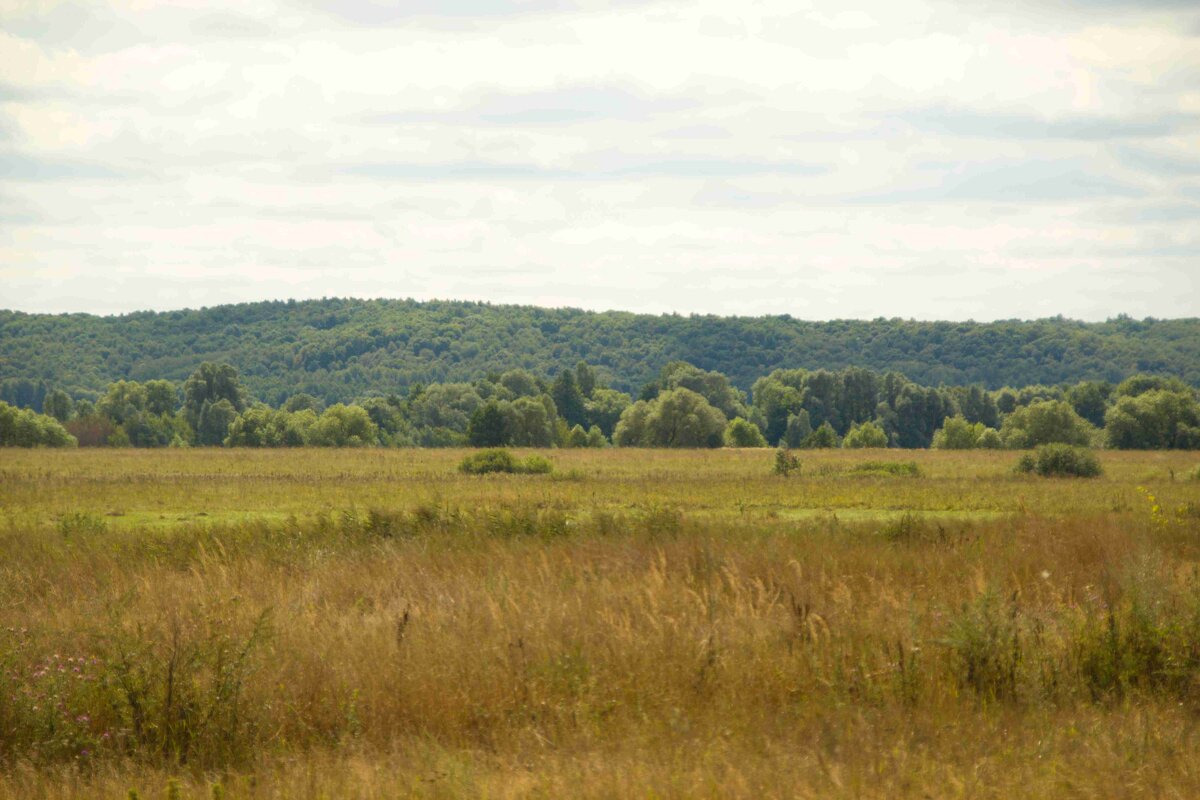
[1066,381,1112,428]
[196,400,239,447]
[467,401,509,447]
[1014,444,1103,478]
[458,449,554,475]
[2,300,1195,404]
[183,363,247,425]
[551,370,586,429]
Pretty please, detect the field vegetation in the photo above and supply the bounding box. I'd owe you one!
[1,447,1199,798]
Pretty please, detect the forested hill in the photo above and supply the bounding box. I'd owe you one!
[1,299,1197,404]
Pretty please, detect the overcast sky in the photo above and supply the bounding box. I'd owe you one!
[1,0,1198,320]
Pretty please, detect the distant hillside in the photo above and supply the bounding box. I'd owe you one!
[1,299,1197,404]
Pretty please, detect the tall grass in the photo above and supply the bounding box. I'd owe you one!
[0,448,1198,797]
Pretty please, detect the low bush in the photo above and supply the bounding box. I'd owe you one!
[1014,444,1102,478]
[773,447,800,476]
[848,460,921,477]
[458,449,554,475]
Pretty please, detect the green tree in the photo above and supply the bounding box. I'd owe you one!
[97,380,148,426]
[196,399,239,446]
[143,380,178,416]
[724,417,768,448]
[781,410,813,448]
[585,425,607,448]
[1000,400,1094,449]
[283,393,323,413]
[0,401,77,447]
[931,415,993,449]
[801,422,839,448]
[184,363,247,428]
[551,370,586,429]
[585,388,631,439]
[1115,374,1191,398]
[1065,381,1112,428]
[842,420,888,448]
[507,396,555,447]
[42,389,74,422]
[575,361,598,398]
[613,400,652,447]
[468,401,509,447]
[1105,390,1200,450]
[751,370,807,445]
[642,388,726,448]
[308,404,379,447]
[499,369,541,398]
[658,362,750,421]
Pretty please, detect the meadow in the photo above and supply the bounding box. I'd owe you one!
[2,447,1200,798]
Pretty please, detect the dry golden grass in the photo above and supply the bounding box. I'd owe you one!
[1,447,1199,798]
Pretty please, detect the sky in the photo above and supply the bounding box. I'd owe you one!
[1,0,1198,320]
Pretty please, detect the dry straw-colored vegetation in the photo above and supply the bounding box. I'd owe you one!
[1,448,1199,798]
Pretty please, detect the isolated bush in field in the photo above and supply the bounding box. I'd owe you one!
[1000,400,1095,449]
[458,449,554,475]
[848,460,921,477]
[773,446,800,476]
[841,420,888,449]
[932,415,1000,449]
[1014,444,1102,478]
[724,417,767,447]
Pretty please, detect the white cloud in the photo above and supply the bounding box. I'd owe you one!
[1,0,1198,319]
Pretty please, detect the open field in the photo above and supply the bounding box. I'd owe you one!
[2,448,1200,798]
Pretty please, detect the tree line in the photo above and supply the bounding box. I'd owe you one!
[2,299,1197,407]
[2,360,1198,451]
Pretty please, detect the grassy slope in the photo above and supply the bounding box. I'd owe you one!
[1,448,1199,798]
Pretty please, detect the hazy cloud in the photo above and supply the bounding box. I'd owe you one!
[1,0,1198,319]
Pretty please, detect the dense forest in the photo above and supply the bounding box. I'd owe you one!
[2,299,1198,405]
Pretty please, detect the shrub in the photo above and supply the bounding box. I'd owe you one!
[773,447,800,476]
[1014,444,1102,478]
[848,460,921,477]
[458,449,554,475]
